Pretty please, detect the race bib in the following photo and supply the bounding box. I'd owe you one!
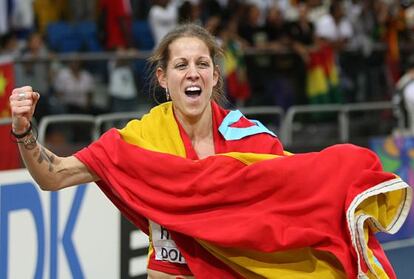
[149,221,187,264]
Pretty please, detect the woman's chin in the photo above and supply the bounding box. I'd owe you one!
[181,104,210,120]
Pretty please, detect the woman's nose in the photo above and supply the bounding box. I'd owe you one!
[186,64,200,80]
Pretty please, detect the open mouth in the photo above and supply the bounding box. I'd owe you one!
[185,86,202,98]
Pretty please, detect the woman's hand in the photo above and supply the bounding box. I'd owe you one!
[9,86,40,134]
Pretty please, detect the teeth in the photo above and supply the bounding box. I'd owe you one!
[186,86,201,91]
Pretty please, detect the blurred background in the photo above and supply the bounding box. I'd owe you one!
[0,0,414,278]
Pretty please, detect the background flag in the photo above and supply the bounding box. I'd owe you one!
[306,45,341,104]
[0,60,20,170]
[224,40,251,103]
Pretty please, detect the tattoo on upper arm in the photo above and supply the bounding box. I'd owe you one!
[37,147,56,172]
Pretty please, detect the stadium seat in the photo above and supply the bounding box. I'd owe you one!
[75,21,102,52]
[46,21,102,53]
[46,21,73,51]
[132,20,155,50]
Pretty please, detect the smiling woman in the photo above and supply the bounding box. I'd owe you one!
[8,23,411,279]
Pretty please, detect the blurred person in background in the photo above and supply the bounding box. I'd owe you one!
[52,59,95,144]
[264,5,291,52]
[287,2,316,105]
[237,3,271,105]
[0,32,21,57]
[178,0,201,24]
[263,5,296,110]
[148,0,178,46]
[98,0,133,50]
[395,57,414,133]
[314,1,353,53]
[33,0,68,34]
[68,0,96,21]
[306,0,353,105]
[108,52,139,113]
[14,32,55,119]
[238,3,265,47]
[53,59,95,114]
[10,0,35,39]
[288,2,315,62]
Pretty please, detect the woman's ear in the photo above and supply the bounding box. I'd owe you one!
[156,67,167,89]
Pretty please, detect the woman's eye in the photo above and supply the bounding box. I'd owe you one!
[199,62,210,68]
[175,64,186,69]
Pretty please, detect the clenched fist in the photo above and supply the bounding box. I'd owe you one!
[9,86,40,134]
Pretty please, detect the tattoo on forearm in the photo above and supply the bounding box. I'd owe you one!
[21,135,37,150]
[37,147,56,172]
[24,142,37,150]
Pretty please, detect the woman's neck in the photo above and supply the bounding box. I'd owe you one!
[174,103,215,159]
[176,105,213,141]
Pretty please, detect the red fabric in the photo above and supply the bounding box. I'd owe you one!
[0,62,20,170]
[147,102,284,274]
[75,127,397,278]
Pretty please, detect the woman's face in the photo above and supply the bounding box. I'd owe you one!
[157,36,219,121]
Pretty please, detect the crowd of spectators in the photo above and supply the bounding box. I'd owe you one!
[1,0,414,118]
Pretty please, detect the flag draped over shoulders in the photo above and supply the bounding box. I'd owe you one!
[75,102,411,279]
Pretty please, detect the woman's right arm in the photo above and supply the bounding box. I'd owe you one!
[10,86,99,191]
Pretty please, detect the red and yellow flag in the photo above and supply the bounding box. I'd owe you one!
[0,61,20,170]
[74,102,411,278]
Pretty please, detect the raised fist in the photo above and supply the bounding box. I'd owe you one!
[9,86,40,134]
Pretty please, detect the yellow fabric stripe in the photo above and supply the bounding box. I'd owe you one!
[355,187,406,232]
[119,102,186,157]
[198,241,346,279]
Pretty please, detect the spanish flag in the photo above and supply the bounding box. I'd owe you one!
[75,102,411,278]
[0,60,20,170]
[306,45,341,104]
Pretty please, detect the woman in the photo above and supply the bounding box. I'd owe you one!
[9,24,411,279]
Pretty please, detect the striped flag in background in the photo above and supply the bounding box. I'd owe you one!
[224,40,251,103]
[0,60,20,170]
[306,45,342,105]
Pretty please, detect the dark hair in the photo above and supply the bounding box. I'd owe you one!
[148,23,225,104]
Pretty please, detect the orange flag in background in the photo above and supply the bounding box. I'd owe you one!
[0,60,20,170]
